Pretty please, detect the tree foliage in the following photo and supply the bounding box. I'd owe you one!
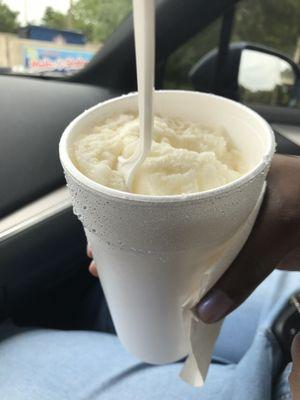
[0,0,19,33]
[41,0,132,42]
[42,7,68,30]
[233,0,300,58]
[71,0,132,42]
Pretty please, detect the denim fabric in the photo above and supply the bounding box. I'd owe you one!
[0,270,298,400]
[274,363,292,400]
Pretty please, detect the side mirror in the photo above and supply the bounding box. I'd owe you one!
[189,42,300,109]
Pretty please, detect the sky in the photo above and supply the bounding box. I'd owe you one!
[3,0,70,25]
[238,49,293,91]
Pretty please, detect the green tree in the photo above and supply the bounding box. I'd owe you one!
[71,0,132,42]
[42,6,68,30]
[233,0,300,58]
[0,0,19,33]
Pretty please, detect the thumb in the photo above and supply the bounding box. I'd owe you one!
[197,154,300,323]
[196,189,275,323]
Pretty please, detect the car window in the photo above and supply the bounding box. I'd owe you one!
[0,0,132,76]
[163,18,222,90]
[232,0,300,60]
[233,0,300,109]
[164,0,300,95]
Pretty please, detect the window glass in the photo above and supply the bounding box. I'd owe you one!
[163,19,221,89]
[233,0,300,108]
[164,0,300,96]
[0,0,132,76]
[238,49,297,107]
[232,0,300,60]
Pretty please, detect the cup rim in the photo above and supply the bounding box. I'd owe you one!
[59,90,275,203]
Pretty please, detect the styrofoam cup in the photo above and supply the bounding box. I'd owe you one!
[59,91,275,382]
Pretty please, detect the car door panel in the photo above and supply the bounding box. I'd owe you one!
[0,75,119,218]
[0,76,118,324]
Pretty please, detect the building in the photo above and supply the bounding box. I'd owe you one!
[0,25,99,75]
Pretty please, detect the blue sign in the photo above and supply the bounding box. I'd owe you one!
[24,47,95,73]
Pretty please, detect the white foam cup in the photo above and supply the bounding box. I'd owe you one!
[59,91,275,385]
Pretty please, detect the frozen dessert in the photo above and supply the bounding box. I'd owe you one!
[71,113,246,195]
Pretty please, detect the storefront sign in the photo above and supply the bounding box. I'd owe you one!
[23,46,94,73]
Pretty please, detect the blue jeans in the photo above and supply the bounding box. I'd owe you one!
[0,270,296,400]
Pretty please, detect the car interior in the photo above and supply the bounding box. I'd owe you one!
[1,0,300,338]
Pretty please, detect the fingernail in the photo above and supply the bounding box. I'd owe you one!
[87,245,93,259]
[197,289,234,323]
[89,261,98,277]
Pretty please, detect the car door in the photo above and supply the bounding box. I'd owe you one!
[162,0,300,153]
